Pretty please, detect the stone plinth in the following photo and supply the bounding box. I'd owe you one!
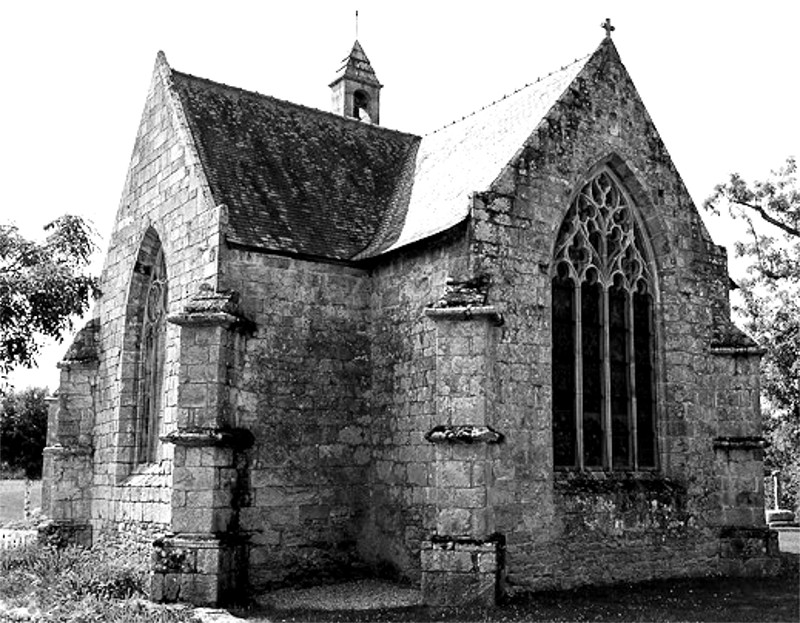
[712,436,768,528]
[717,527,781,576]
[38,519,92,548]
[421,537,503,607]
[151,533,244,605]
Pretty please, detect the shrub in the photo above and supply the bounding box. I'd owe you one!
[0,387,48,480]
[0,540,195,622]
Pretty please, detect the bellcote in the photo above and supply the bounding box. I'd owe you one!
[329,40,382,125]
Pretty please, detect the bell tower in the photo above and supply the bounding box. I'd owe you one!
[329,40,382,125]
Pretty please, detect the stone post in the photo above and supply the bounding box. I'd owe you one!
[771,470,780,511]
[151,287,253,606]
[421,303,504,607]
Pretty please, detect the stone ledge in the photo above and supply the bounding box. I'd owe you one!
[425,425,504,445]
[43,444,93,458]
[56,359,100,371]
[709,345,766,357]
[554,471,685,496]
[713,436,767,451]
[424,306,504,326]
[161,427,254,449]
[168,311,255,334]
[168,287,256,334]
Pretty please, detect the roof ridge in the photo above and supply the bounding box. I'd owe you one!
[425,52,591,137]
[171,69,417,140]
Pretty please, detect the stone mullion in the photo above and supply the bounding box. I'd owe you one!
[601,284,612,471]
[642,294,659,470]
[574,281,584,470]
[627,290,639,471]
[649,299,659,469]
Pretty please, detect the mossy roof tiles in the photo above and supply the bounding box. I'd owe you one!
[171,71,418,260]
[168,41,601,261]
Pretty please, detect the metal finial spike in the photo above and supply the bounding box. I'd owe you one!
[601,18,615,38]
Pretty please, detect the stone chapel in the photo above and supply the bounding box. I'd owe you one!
[42,31,781,606]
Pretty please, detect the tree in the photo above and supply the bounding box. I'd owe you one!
[705,157,800,511]
[0,387,49,479]
[0,215,98,381]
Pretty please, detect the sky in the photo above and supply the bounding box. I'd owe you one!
[2,1,798,391]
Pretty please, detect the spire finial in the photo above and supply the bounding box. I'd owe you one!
[355,10,359,40]
[601,18,615,39]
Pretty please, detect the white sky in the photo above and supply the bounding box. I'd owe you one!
[2,1,798,391]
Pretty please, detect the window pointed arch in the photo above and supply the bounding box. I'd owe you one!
[135,242,168,464]
[118,228,169,469]
[552,169,657,471]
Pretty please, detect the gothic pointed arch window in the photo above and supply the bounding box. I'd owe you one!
[551,169,657,471]
[135,243,168,464]
[116,229,170,467]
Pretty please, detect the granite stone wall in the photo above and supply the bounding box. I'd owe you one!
[223,250,373,590]
[48,52,225,546]
[360,229,471,579]
[461,41,773,593]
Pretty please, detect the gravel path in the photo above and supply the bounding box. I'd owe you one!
[257,579,421,612]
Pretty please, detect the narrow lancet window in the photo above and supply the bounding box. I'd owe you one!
[552,264,576,467]
[551,170,656,471]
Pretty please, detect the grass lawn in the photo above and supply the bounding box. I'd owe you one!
[239,570,800,623]
[0,479,42,524]
[0,540,196,623]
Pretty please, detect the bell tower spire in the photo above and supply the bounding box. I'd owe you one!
[329,39,382,125]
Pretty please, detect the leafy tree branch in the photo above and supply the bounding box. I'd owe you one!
[705,156,800,511]
[0,215,99,380]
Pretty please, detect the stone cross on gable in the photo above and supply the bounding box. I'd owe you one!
[602,18,615,38]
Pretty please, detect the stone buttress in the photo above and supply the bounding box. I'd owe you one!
[40,318,99,547]
[420,276,506,606]
[151,286,253,605]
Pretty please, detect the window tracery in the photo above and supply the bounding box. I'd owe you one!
[552,170,656,470]
[135,245,168,465]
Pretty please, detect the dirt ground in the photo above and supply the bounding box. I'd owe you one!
[236,571,800,623]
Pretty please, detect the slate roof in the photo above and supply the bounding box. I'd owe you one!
[171,71,417,260]
[330,40,382,89]
[167,41,601,261]
[368,53,593,256]
[63,318,100,362]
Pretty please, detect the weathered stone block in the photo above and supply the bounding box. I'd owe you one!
[436,508,472,536]
[437,461,472,488]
